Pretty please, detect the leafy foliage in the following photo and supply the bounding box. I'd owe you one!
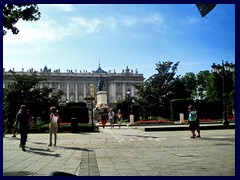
[205,71,235,113]
[135,61,235,119]
[3,72,63,119]
[3,4,41,35]
[180,72,197,98]
[136,61,190,118]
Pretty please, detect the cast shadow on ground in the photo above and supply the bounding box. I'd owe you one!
[26,147,61,157]
[122,134,158,138]
[57,146,92,152]
[199,137,235,142]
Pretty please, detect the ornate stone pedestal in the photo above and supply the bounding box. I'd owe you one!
[96,91,108,108]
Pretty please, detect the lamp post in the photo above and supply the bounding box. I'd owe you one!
[211,60,235,126]
[127,88,130,121]
[90,83,94,128]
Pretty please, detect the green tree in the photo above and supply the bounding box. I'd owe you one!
[3,4,41,35]
[3,72,63,120]
[196,70,211,100]
[136,61,190,118]
[204,69,235,115]
[180,72,197,98]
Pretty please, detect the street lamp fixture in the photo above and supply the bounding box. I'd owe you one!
[90,83,94,128]
[127,88,130,121]
[211,60,235,126]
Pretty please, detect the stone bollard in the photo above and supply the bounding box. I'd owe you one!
[179,113,185,123]
[130,114,134,124]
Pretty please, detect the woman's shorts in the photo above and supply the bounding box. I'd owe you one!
[189,121,196,130]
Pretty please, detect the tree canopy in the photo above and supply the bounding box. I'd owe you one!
[3,4,41,35]
[136,61,190,118]
[134,61,235,118]
[3,72,63,120]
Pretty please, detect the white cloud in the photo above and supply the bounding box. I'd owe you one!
[69,17,102,34]
[123,16,137,27]
[50,4,75,12]
[3,11,167,52]
[105,16,118,30]
[3,18,64,45]
[143,13,165,25]
[180,17,202,26]
[121,13,166,29]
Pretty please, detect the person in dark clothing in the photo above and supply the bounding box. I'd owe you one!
[16,105,31,151]
[194,107,201,137]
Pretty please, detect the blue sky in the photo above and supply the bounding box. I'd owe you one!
[3,4,235,79]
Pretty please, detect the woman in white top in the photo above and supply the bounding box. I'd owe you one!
[116,109,122,129]
[49,106,61,146]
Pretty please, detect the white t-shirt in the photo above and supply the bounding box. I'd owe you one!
[51,114,58,123]
[108,111,115,119]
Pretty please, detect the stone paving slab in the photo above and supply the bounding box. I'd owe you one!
[3,126,235,176]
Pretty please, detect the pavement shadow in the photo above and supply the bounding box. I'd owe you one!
[199,137,235,142]
[122,134,158,138]
[49,171,77,176]
[26,147,61,157]
[58,146,92,152]
[28,141,47,145]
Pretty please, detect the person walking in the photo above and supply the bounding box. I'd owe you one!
[116,109,122,128]
[194,107,201,137]
[15,105,31,151]
[188,105,197,138]
[108,108,115,129]
[100,108,108,128]
[49,106,61,146]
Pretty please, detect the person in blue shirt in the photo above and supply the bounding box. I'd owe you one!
[188,105,197,138]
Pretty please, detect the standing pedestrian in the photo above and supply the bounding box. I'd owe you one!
[194,107,201,137]
[116,109,122,128]
[49,106,61,146]
[108,108,115,129]
[15,105,31,151]
[100,108,108,128]
[188,105,197,138]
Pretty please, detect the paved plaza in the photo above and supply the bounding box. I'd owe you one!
[3,126,235,176]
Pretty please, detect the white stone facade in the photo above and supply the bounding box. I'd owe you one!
[3,65,144,106]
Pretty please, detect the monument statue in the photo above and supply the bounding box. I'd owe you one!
[98,75,105,91]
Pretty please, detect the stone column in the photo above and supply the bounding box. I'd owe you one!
[67,83,69,101]
[75,83,78,102]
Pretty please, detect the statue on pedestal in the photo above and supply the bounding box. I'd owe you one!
[98,75,105,91]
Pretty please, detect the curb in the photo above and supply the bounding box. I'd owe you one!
[144,124,235,131]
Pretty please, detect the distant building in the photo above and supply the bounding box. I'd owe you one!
[3,63,144,107]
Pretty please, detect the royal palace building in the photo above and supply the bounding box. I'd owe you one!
[3,64,144,107]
